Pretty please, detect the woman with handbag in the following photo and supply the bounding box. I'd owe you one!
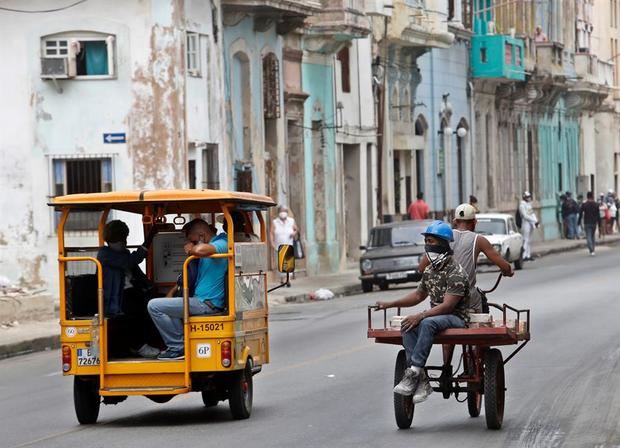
[270,205,299,286]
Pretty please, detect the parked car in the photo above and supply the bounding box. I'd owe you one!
[359,220,433,292]
[475,213,524,270]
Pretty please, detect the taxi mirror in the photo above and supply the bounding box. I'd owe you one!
[277,244,295,273]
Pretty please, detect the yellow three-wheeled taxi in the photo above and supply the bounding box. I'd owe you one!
[49,190,294,424]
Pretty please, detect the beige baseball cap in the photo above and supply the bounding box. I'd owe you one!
[455,203,477,220]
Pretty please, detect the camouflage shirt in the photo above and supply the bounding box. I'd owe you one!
[417,256,473,323]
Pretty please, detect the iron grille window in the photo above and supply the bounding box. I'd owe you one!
[53,158,112,231]
[262,53,281,119]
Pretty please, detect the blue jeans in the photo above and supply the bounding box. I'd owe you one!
[402,314,465,368]
[585,224,596,253]
[147,297,219,352]
[566,214,578,239]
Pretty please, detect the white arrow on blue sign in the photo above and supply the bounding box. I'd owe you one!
[103,133,126,144]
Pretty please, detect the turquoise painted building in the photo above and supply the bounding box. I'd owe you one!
[300,55,339,273]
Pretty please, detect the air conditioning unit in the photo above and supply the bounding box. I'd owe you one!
[41,57,73,79]
[365,0,393,17]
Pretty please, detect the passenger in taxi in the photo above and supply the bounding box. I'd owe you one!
[148,219,229,360]
[97,220,161,358]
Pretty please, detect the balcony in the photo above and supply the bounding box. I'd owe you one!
[373,0,453,49]
[533,41,565,79]
[471,34,525,81]
[221,0,321,15]
[305,0,371,39]
[575,53,615,87]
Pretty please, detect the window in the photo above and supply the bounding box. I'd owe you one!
[188,160,197,189]
[480,47,488,63]
[42,34,115,78]
[186,32,201,76]
[515,46,522,66]
[52,157,112,230]
[448,0,455,21]
[337,47,351,93]
[262,53,281,119]
[202,144,220,190]
[504,43,513,65]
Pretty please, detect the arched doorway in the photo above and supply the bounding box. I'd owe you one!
[232,51,252,191]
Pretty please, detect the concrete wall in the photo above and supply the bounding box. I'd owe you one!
[301,53,338,274]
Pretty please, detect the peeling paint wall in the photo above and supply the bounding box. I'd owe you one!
[0,0,225,291]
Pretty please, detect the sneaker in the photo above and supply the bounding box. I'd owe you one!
[137,344,160,359]
[590,251,596,257]
[412,372,433,404]
[393,368,419,396]
[157,349,184,360]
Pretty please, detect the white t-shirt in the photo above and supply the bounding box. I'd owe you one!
[272,217,296,246]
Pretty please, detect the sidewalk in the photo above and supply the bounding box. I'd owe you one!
[2,234,619,359]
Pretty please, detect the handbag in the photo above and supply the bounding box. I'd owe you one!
[293,236,305,259]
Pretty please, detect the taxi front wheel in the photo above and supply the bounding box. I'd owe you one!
[229,361,253,420]
[74,376,100,424]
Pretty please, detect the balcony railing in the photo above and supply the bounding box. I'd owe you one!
[221,0,320,15]
[534,41,565,78]
[575,53,615,87]
[305,0,370,38]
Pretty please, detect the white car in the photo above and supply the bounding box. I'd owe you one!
[475,213,524,270]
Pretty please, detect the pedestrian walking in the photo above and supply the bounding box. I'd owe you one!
[519,191,539,261]
[408,192,430,220]
[579,192,599,256]
[469,195,480,213]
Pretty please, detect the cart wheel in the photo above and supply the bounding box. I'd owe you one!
[467,390,482,417]
[229,360,253,420]
[74,376,100,424]
[484,349,505,429]
[393,350,414,429]
[463,347,481,418]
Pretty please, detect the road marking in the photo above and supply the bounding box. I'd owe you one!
[43,371,61,377]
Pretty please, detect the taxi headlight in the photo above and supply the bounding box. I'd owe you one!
[361,259,373,273]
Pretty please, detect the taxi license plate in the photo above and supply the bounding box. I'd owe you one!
[77,348,100,366]
[387,272,407,280]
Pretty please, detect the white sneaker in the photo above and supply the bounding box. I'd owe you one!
[138,344,160,358]
[412,373,433,404]
[393,368,419,396]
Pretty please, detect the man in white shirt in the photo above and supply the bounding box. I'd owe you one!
[270,205,298,286]
[519,191,539,261]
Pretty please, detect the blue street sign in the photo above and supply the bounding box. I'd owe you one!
[103,133,126,144]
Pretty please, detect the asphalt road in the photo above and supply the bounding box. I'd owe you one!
[2,245,620,448]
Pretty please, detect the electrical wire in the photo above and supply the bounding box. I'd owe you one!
[0,0,88,13]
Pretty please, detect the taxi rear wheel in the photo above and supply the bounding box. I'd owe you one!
[74,376,100,424]
[201,390,220,407]
[229,361,253,419]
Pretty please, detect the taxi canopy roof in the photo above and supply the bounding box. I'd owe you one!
[49,189,276,214]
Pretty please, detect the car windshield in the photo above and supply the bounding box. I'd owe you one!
[369,224,426,248]
[476,219,507,235]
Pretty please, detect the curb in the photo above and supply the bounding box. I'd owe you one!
[0,335,59,360]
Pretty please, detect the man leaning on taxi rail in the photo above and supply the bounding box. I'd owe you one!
[376,221,474,404]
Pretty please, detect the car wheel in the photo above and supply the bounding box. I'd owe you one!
[361,280,373,293]
[379,281,389,291]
